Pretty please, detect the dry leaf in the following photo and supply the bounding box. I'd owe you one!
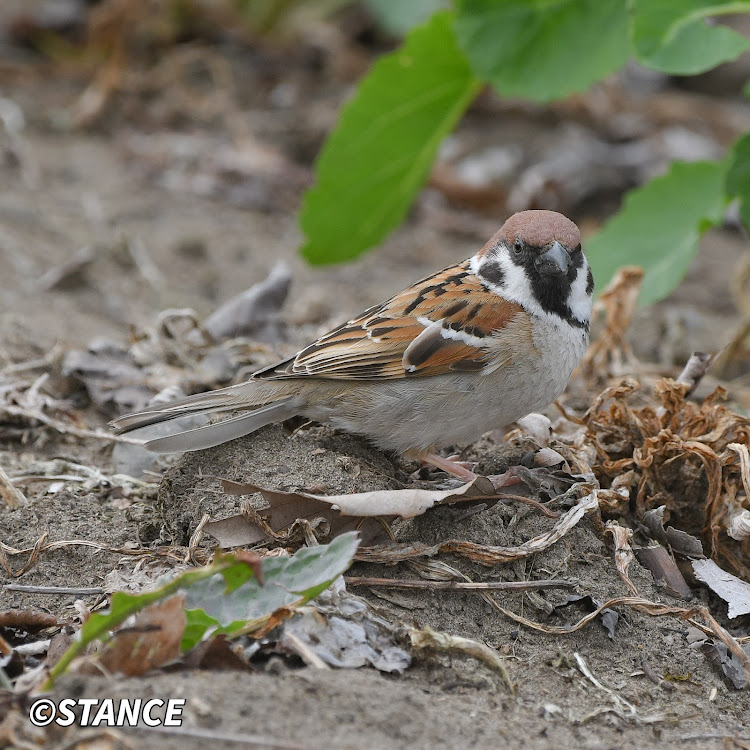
[692,559,750,619]
[279,586,410,674]
[634,544,692,599]
[197,261,290,344]
[97,594,186,676]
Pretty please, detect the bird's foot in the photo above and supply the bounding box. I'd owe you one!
[420,452,478,481]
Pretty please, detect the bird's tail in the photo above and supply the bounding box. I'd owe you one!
[110,382,301,453]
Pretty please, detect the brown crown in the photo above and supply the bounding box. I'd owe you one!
[492,210,581,250]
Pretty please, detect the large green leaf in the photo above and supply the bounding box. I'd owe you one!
[586,160,729,306]
[453,0,630,102]
[299,11,481,264]
[726,133,750,231]
[631,0,750,74]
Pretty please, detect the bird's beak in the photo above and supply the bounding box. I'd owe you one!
[535,241,569,276]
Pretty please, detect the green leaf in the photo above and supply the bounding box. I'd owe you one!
[587,160,729,306]
[184,532,361,640]
[363,0,449,35]
[182,608,220,652]
[631,0,750,74]
[299,11,481,264]
[453,0,630,102]
[726,133,750,230]
[43,534,359,687]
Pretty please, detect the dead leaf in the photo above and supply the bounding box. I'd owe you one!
[410,625,513,691]
[279,586,410,674]
[97,594,186,676]
[179,634,252,671]
[211,475,506,548]
[581,266,643,379]
[634,544,692,599]
[692,559,750,619]
[694,637,750,689]
[197,262,290,344]
[642,505,705,558]
[0,609,67,631]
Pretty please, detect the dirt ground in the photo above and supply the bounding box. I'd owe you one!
[1,6,750,749]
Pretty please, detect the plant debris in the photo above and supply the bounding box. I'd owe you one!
[692,559,750,619]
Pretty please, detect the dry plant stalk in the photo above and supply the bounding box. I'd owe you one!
[0,536,183,578]
[410,626,514,692]
[356,490,599,566]
[604,521,638,596]
[0,464,26,508]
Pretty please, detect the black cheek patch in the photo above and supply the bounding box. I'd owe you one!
[478,261,505,288]
[586,267,594,295]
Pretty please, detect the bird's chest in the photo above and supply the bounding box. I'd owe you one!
[477,315,588,419]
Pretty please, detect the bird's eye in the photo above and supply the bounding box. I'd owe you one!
[574,243,582,254]
[513,237,524,254]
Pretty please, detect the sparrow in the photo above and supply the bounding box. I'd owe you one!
[111,210,594,480]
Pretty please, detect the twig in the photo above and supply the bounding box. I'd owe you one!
[188,514,210,565]
[675,351,714,398]
[2,584,105,595]
[575,651,637,716]
[345,577,576,592]
[282,632,331,670]
[128,235,164,292]
[0,537,183,578]
[410,626,514,692]
[0,404,144,444]
[0,344,65,375]
[0,463,27,508]
[640,657,676,691]
[492,492,561,518]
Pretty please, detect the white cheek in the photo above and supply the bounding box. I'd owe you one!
[569,262,593,324]
[471,251,547,319]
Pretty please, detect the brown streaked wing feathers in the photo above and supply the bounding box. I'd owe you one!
[255,261,525,381]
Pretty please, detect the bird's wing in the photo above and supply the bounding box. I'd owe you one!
[256,261,533,380]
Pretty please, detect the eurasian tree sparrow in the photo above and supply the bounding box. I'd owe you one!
[112,210,594,479]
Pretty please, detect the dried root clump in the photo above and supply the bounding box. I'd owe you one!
[578,373,750,580]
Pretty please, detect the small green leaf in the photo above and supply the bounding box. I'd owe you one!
[299,11,481,264]
[631,0,750,74]
[184,532,360,637]
[726,133,750,230]
[453,0,630,102]
[587,160,729,306]
[363,0,449,35]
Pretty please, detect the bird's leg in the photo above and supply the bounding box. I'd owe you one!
[421,452,477,481]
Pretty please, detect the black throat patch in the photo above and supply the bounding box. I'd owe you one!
[480,244,589,330]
